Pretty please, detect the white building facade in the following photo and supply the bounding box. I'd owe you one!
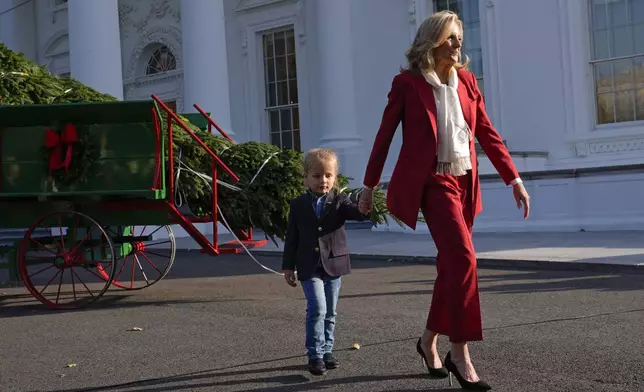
[1,0,643,234]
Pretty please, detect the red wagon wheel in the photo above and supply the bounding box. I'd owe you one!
[17,210,117,310]
[100,225,176,290]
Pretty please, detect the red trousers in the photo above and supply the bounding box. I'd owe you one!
[421,171,483,343]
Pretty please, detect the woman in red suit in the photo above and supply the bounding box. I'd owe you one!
[359,10,530,391]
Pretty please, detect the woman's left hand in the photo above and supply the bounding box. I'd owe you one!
[513,183,530,219]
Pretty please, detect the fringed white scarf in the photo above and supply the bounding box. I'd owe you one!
[423,69,472,176]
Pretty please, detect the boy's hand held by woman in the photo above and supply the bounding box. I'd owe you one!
[359,187,373,214]
[283,269,297,287]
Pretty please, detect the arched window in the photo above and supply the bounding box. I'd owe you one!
[145,46,177,75]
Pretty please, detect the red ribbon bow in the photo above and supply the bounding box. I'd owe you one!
[45,123,78,174]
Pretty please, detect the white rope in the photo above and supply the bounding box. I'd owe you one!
[173,157,284,276]
[249,152,279,185]
[216,204,283,276]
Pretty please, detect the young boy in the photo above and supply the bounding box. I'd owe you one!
[281,148,369,376]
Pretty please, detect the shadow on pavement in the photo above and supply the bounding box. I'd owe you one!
[42,336,455,392]
[392,269,644,294]
[45,369,442,392]
[0,294,251,318]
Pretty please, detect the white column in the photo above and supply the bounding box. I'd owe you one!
[68,0,123,99]
[180,0,234,135]
[315,0,365,187]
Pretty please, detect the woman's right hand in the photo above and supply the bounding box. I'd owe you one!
[359,187,373,214]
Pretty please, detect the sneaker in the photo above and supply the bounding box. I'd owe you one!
[308,358,327,376]
[323,353,339,369]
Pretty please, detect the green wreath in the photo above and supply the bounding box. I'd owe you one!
[42,123,97,187]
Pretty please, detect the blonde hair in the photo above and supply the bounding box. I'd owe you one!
[403,10,469,74]
[303,148,339,175]
[303,148,340,190]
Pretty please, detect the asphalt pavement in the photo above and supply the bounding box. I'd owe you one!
[1,252,643,392]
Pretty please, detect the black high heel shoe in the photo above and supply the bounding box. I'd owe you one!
[444,351,491,390]
[415,338,448,378]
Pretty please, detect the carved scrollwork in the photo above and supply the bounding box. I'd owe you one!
[119,0,180,39]
[295,0,307,44]
[408,0,417,24]
[588,139,644,154]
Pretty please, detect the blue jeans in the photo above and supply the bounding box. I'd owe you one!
[301,274,342,360]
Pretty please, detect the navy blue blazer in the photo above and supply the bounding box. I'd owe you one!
[281,189,368,281]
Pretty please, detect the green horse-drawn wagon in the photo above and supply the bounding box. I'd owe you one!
[0,96,267,310]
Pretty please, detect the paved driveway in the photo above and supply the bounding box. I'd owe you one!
[1,253,643,391]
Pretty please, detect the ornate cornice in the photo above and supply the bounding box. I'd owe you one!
[124,71,183,111]
[234,0,286,12]
[119,0,180,39]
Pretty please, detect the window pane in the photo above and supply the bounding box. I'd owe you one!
[293,130,301,152]
[633,0,644,23]
[466,0,478,21]
[281,131,293,150]
[277,81,288,105]
[293,107,300,129]
[593,0,608,30]
[608,0,628,26]
[612,25,634,57]
[448,0,459,14]
[634,23,644,53]
[466,22,481,50]
[614,90,635,122]
[145,46,177,75]
[596,93,615,124]
[266,59,275,83]
[593,29,610,59]
[468,49,483,77]
[269,110,280,132]
[636,89,644,120]
[266,82,276,107]
[288,79,299,104]
[263,34,274,58]
[595,62,614,93]
[275,56,287,81]
[287,54,297,79]
[280,108,292,130]
[271,131,281,146]
[613,59,634,91]
[635,57,644,88]
[274,31,286,56]
[286,30,296,54]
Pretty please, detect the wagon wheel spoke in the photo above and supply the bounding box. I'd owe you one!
[99,225,176,290]
[139,251,164,275]
[18,210,116,310]
[28,263,56,279]
[29,238,58,255]
[134,255,151,285]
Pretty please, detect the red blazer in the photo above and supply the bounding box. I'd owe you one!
[363,69,519,230]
